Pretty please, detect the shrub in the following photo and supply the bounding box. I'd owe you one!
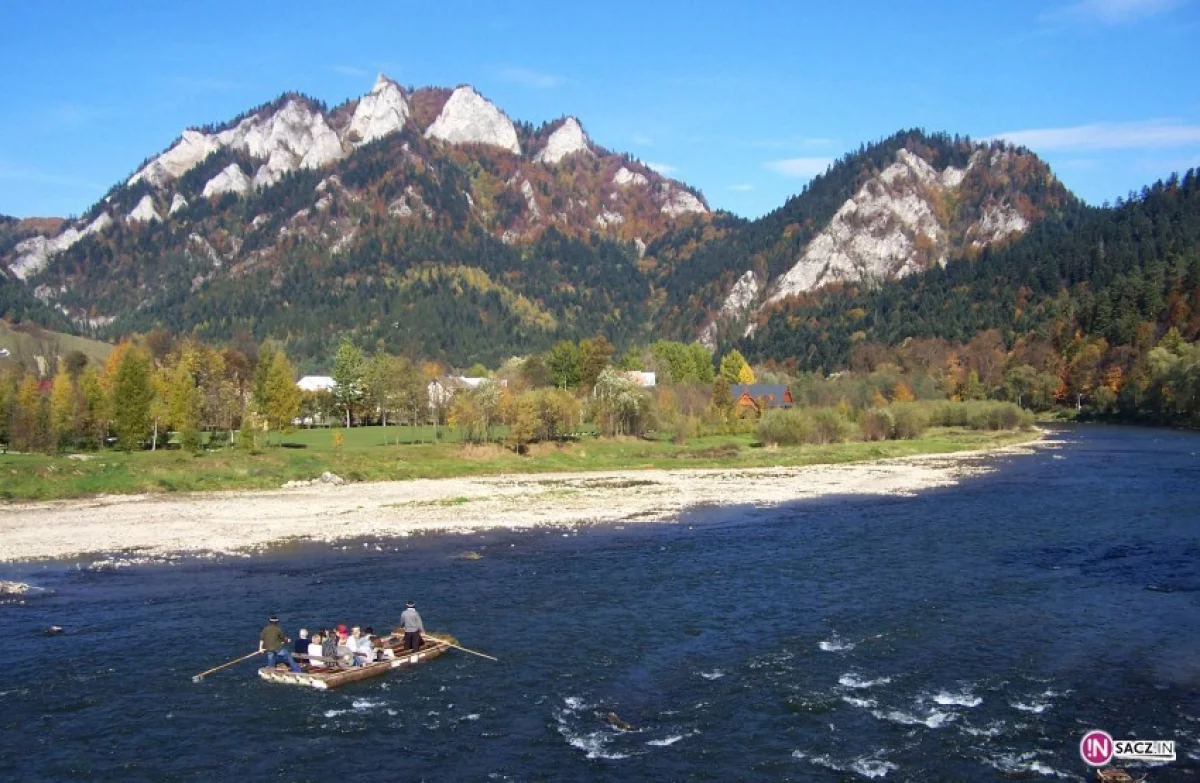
[926,400,1032,431]
[860,408,894,441]
[889,403,930,439]
[756,409,813,446]
[812,409,851,444]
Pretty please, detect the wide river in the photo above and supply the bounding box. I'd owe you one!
[1,425,1198,780]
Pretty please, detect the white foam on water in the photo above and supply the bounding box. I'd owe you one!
[465,713,480,721]
[931,689,982,707]
[1011,700,1051,713]
[555,695,630,761]
[851,758,898,778]
[647,735,685,747]
[839,673,892,689]
[959,720,1008,737]
[352,698,383,711]
[987,751,1078,779]
[793,750,896,777]
[564,731,630,760]
[323,708,349,718]
[819,633,856,652]
[871,708,957,728]
[699,670,725,680]
[842,696,877,709]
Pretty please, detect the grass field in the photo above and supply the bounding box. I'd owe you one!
[0,320,112,374]
[0,424,1039,502]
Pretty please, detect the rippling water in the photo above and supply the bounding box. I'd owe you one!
[2,425,1199,780]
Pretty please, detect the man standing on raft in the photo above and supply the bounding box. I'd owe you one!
[398,601,424,651]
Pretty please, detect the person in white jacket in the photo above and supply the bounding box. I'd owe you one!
[307,631,326,668]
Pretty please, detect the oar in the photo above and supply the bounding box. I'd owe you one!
[425,634,498,661]
[191,650,263,682]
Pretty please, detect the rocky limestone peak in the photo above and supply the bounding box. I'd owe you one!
[699,269,761,350]
[613,166,649,187]
[535,117,592,164]
[126,194,161,224]
[129,129,222,188]
[347,73,410,146]
[169,193,188,216]
[764,148,969,305]
[202,164,251,198]
[658,184,708,217]
[7,212,111,281]
[226,98,343,171]
[425,86,521,155]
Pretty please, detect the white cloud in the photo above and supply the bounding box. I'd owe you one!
[1042,0,1185,24]
[729,184,754,192]
[764,157,834,178]
[332,65,367,77]
[496,66,565,89]
[989,120,1200,151]
[646,162,676,175]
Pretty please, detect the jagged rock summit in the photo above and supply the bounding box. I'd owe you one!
[535,117,592,164]
[346,74,410,146]
[691,136,1066,348]
[2,72,714,334]
[425,85,521,154]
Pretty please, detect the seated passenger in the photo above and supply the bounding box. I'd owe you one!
[294,628,309,656]
[321,628,338,666]
[350,626,373,666]
[307,632,325,668]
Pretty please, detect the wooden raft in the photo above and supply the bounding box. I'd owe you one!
[258,636,449,690]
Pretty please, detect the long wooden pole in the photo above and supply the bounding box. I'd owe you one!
[425,635,498,661]
[191,650,262,682]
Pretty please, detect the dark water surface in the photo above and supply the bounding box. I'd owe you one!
[2,425,1199,781]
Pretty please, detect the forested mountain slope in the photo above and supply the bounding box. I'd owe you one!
[737,169,1200,373]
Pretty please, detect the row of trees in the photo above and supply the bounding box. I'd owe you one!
[0,337,304,454]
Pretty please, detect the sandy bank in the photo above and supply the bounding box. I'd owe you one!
[0,436,1046,563]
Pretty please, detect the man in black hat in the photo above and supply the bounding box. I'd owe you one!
[259,615,302,672]
[398,601,424,652]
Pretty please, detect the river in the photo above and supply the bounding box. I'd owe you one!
[1,425,1198,780]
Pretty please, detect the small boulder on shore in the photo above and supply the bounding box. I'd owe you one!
[281,472,345,489]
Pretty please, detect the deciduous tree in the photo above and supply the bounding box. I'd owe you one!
[111,346,154,451]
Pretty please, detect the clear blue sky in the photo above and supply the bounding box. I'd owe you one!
[1,0,1197,219]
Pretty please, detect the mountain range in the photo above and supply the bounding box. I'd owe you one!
[3,73,1189,372]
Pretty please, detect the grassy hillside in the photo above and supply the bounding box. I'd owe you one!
[0,320,113,376]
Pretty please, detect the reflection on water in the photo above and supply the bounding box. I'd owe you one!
[1,425,1198,780]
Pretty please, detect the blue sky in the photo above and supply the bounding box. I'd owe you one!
[1,0,1198,219]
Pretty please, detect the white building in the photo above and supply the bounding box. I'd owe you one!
[621,371,657,388]
[297,375,335,392]
[427,376,506,409]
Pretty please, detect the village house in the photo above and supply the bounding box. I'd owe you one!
[621,370,657,387]
[426,376,507,410]
[296,375,335,392]
[730,383,794,413]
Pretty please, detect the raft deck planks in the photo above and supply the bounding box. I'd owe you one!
[258,637,449,690]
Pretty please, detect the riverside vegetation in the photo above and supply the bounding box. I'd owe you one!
[0,327,1036,501]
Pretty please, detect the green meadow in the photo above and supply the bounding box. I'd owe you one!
[0,425,1038,502]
